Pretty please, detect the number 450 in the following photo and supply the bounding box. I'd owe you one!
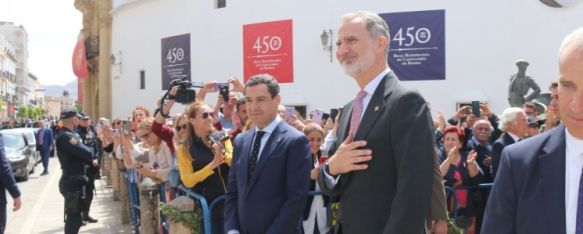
[393,27,431,47]
[253,36,282,54]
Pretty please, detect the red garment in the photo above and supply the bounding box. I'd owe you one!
[152,121,175,155]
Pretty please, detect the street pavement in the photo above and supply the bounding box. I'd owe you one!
[5,156,133,234]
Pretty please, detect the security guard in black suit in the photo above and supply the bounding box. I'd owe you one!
[75,113,99,223]
[56,108,93,234]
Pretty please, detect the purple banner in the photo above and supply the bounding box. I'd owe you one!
[161,34,191,90]
[380,10,445,81]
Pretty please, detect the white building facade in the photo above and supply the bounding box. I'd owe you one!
[0,22,32,108]
[110,0,583,119]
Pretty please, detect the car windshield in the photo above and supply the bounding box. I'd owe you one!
[23,131,35,144]
[2,133,25,148]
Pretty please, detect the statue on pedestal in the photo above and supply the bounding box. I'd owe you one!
[508,59,541,107]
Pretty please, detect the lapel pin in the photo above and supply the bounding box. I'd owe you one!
[374,106,380,112]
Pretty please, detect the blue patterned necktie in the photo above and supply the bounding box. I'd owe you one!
[248,131,266,183]
[577,163,583,233]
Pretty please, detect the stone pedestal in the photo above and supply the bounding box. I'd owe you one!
[111,158,120,201]
[119,168,130,224]
[139,179,161,234]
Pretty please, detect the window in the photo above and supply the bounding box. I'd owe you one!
[216,0,226,8]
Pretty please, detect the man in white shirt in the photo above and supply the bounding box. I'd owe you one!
[482,27,583,233]
[490,107,529,179]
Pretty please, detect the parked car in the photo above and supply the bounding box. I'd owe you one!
[1,128,38,181]
[20,128,41,166]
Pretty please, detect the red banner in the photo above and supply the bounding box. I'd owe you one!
[243,19,293,83]
[72,36,89,79]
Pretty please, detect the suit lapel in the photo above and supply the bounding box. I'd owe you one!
[337,101,353,143]
[240,132,254,190]
[354,72,398,141]
[245,122,286,196]
[538,126,566,233]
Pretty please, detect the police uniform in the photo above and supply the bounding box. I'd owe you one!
[56,108,93,234]
[75,114,99,223]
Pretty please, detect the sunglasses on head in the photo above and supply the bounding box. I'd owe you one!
[175,124,188,131]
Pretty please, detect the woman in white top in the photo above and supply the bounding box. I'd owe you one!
[302,123,330,234]
[124,117,173,182]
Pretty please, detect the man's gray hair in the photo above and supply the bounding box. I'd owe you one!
[341,11,390,56]
[559,27,583,57]
[498,107,525,132]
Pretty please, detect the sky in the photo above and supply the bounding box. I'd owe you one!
[1,0,82,86]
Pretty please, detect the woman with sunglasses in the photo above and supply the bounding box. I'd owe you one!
[176,101,233,234]
[121,117,173,183]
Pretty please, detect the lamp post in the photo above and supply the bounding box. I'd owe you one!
[320,29,333,62]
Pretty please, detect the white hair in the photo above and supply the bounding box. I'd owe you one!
[559,27,583,57]
[498,107,525,132]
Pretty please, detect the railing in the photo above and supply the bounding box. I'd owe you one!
[445,183,493,227]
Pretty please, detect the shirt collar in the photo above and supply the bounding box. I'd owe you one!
[566,128,583,157]
[507,132,521,142]
[362,68,390,96]
[255,115,282,135]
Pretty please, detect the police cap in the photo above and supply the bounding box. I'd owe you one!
[60,108,82,120]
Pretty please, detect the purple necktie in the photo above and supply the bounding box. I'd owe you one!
[38,128,44,145]
[349,90,367,136]
[576,165,583,233]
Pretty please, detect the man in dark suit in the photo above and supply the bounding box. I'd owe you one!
[225,74,311,234]
[482,27,583,234]
[490,107,528,179]
[0,132,22,233]
[316,11,443,233]
[37,120,54,175]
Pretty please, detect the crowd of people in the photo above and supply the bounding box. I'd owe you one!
[1,10,579,234]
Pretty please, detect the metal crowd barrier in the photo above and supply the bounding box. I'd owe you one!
[127,171,141,234]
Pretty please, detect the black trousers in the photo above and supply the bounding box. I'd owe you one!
[60,178,83,234]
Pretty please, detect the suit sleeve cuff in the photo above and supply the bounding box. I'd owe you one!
[227,230,240,234]
[323,164,341,189]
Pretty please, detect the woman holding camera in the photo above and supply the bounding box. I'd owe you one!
[123,117,173,182]
[174,101,233,234]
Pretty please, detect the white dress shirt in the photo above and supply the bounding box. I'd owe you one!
[323,67,390,188]
[252,115,282,161]
[565,129,583,234]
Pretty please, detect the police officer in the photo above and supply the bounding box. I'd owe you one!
[75,113,99,224]
[56,108,93,234]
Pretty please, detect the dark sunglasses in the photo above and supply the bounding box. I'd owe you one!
[175,124,188,131]
[200,112,211,119]
[138,133,150,139]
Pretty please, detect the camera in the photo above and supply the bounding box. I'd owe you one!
[210,131,230,144]
[219,83,230,102]
[169,79,197,104]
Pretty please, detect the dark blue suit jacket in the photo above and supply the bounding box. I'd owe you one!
[225,120,311,234]
[37,128,54,152]
[491,132,516,179]
[482,125,567,234]
[0,133,21,205]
